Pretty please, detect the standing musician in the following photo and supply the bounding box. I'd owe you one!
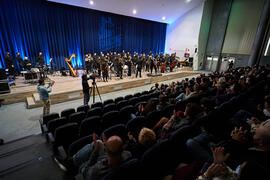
[136,56,143,78]
[150,56,157,74]
[36,52,45,67]
[96,57,101,77]
[85,53,93,74]
[155,54,160,73]
[170,53,176,72]
[101,58,108,82]
[4,51,15,76]
[16,52,24,74]
[117,57,124,79]
[127,56,132,76]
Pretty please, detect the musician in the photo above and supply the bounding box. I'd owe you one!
[36,52,45,67]
[85,53,93,74]
[4,51,15,76]
[150,56,157,74]
[15,52,24,75]
[97,57,101,77]
[101,59,108,82]
[170,53,176,72]
[117,57,124,79]
[24,57,32,71]
[155,54,161,73]
[127,56,132,76]
[136,56,143,78]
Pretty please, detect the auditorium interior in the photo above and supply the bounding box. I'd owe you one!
[0,0,270,179]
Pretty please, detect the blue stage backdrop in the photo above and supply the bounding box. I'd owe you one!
[0,0,167,70]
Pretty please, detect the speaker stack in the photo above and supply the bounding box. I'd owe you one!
[0,68,10,94]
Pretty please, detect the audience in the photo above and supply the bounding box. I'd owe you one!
[51,65,270,180]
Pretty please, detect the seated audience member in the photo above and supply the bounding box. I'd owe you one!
[160,103,201,140]
[150,83,160,93]
[152,117,169,139]
[156,94,169,111]
[73,134,131,180]
[125,128,156,158]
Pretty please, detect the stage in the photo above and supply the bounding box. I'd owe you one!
[0,67,198,109]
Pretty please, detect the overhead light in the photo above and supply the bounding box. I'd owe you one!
[185,0,192,3]
[162,16,166,20]
[133,9,137,15]
[89,0,94,5]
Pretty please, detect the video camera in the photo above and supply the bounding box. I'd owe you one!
[89,73,98,83]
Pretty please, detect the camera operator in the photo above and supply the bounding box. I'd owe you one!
[82,73,97,105]
[37,78,54,115]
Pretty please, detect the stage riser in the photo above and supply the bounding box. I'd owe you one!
[26,72,197,109]
[0,70,197,108]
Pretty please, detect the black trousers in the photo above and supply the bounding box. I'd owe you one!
[136,68,142,78]
[150,65,157,74]
[102,70,108,81]
[84,92,90,105]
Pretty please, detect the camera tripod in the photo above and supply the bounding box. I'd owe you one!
[89,80,102,103]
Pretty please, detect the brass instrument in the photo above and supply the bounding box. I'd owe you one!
[65,54,78,77]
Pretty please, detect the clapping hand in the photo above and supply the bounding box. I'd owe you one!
[211,147,230,164]
[231,127,248,143]
[205,163,226,178]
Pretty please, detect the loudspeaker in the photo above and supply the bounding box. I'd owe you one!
[0,80,10,94]
[0,68,7,80]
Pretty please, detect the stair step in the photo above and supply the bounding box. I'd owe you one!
[32,93,40,103]
[26,97,42,109]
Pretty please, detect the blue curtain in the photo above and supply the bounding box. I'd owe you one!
[0,0,167,70]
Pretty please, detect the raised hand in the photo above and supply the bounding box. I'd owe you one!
[211,147,230,164]
[205,163,226,178]
[231,127,248,143]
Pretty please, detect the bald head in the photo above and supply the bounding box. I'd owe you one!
[105,136,123,157]
[254,125,270,150]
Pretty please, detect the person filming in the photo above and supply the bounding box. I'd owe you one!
[37,78,54,115]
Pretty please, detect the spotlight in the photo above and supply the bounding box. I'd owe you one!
[185,0,192,3]
[89,0,94,5]
[162,16,166,20]
[133,9,137,15]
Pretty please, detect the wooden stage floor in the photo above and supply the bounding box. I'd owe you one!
[0,67,198,108]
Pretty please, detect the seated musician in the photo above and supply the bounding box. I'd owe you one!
[24,57,32,71]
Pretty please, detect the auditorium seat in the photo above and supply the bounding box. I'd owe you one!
[126,116,147,139]
[146,110,162,129]
[61,108,76,119]
[128,97,140,106]
[46,117,67,135]
[102,158,140,180]
[40,113,59,133]
[77,105,90,113]
[141,139,173,179]
[79,116,101,137]
[103,124,126,141]
[141,91,149,95]
[140,94,149,102]
[124,94,133,101]
[68,135,93,158]
[103,99,114,106]
[87,107,103,118]
[134,101,147,109]
[162,104,175,118]
[116,100,129,110]
[49,123,79,155]
[115,97,124,104]
[101,111,119,131]
[68,111,86,125]
[119,105,135,124]
[91,102,103,109]
[103,103,117,114]
[133,92,141,97]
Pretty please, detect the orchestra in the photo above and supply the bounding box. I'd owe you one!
[3,50,183,83]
